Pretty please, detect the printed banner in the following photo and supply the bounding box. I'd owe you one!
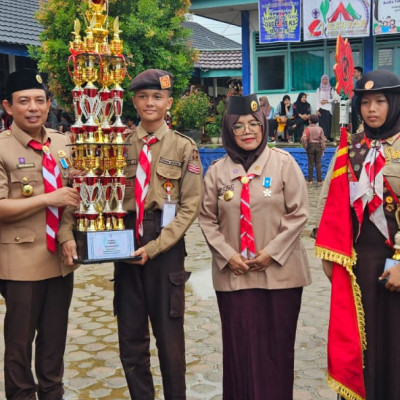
[258,0,301,43]
[303,0,370,41]
[373,0,400,35]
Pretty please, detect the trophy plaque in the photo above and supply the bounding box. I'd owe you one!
[68,0,140,264]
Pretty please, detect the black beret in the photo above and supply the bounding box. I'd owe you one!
[6,69,46,98]
[354,70,400,94]
[129,69,173,91]
[226,94,260,115]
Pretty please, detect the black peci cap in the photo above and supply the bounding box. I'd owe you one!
[354,70,400,94]
[129,69,173,92]
[226,94,260,115]
[5,69,46,98]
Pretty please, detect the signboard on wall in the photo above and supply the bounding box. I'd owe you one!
[303,0,370,41]
[258,0,301,43]
[373,0,400,35]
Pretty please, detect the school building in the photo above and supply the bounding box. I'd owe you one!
[190,1,400,110]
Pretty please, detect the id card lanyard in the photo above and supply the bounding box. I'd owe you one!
[161,179,176,227]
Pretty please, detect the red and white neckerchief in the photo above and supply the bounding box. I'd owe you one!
[28,139,63,253]
[135,135,158,241]
[239,174,256,259]
[352,137,389,241]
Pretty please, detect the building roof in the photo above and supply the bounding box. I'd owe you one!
[183,21,241,51]
[196,50,242,70]
[0,0,42,46]
[183,21,242,70]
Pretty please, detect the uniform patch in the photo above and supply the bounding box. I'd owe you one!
[126,159,138,166]
[187,162,200,175]
[159,157,182,167]
[217,184,234,197]
[192,149,199,161]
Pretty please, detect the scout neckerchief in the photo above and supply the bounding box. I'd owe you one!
[135,135,158,241]
[239,174,256,259]
[352,136,389,242]
[315,128,366,400]
[28,138,63,253]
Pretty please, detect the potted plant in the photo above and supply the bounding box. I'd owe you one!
[172,91,211,142]
[206,99,225,144]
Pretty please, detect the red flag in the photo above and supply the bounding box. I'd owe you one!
[315,127,366,400]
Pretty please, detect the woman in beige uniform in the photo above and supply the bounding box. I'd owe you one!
[199,94,311,400]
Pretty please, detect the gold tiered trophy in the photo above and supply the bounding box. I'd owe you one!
[68,0,138,264]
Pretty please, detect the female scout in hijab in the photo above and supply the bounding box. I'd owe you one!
[317,70,400,400]
[199,94,311,400]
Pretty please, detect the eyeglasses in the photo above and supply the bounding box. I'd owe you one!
[232,121,262,136]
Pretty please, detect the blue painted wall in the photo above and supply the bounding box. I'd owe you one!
[199,147,336,179]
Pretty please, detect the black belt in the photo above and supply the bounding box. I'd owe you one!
[127,210,162,220]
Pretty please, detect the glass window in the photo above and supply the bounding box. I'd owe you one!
[291,50,324,91]
[257,55,285,90]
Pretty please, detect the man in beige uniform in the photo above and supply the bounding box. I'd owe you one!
[113,69,203,400]
[0,69,80,400]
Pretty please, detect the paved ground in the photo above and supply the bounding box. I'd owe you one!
[0,184,337,399]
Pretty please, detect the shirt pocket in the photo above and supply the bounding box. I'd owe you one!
[9,170,42,199]
[124,165,137,199]
[0,227,36,244]
[155,163,182,200]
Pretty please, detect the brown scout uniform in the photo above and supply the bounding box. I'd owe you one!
[0,121,76,399]
[0,123,76,280]
[317,132,400,400]
[114,121,203,400]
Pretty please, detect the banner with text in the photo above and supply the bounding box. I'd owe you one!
[373,0,400,35]
[258,0,301,43]
[303,0,370,41]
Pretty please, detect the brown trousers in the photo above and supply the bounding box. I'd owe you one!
[306,143,323,182]
[0,274,73,400]
[114,211,190,400]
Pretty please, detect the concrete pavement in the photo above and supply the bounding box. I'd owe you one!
[0,184,337,399]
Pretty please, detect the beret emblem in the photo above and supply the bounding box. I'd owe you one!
[364,80,374,90]
[159,75,171,89]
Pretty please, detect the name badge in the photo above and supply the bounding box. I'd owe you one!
[17,163,35,169]
[161,201,177,228]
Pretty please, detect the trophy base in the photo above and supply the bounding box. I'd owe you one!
[74,229,141,264]
[74,256,142,265]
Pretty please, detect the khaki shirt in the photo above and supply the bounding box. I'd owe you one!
[199,147,311,292]
[123,122,203,258]
[0,122,77,280]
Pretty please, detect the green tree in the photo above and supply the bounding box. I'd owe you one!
[30,0,196,114]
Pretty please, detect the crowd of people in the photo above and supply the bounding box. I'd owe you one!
[0,65,399,400]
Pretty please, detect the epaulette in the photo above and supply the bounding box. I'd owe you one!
[270,147,290,156]
[173,130,197,145]
[210,154,228,166]
[0,130,12,139]
[47,128,62,136]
